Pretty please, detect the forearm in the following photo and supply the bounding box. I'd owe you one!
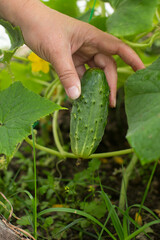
[0,0,42,27]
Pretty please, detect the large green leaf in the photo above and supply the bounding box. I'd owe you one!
[90,16,108,31]
[0,19,24,63]
[78,9,92,23]
[107,0,158,37]
[41,0,80,18]
[0,82,63,157]
[125,57,160,164]
[0,61,51,93]
[100,0,122,9]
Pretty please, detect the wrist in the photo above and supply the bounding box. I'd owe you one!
[0,0,42,26]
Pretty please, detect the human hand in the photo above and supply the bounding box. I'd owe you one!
[7,0,145,107]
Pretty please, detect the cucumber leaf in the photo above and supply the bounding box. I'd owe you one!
[125,57,160,164]
[107,0,158,37]
[0,82,63,157]
[90,16,108,31]
[100,0,122,9]
[41,0,80,18]
[0,61,51,93]
[78,9,92,23]
[0,19,24,63]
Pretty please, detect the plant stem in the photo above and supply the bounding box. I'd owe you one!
[30,78,50,87]
[90,148,134,159]
[25,137,134,159]
[25,137,64,158]
[119,154,138,211]
[117,66,133,75]
[100,2,106,17]
[13,55,30,62]
[88,0,97,22]
[31,127,37,239]
[123,31,160,48]
[52,93,64,154]
[46,78,60,99]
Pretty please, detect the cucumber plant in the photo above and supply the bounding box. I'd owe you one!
[1,0,160,239]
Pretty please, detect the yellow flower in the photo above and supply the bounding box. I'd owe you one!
[88,185,95,192]
[114,156,124,165]
[64,186,70,193]
[28,52,50,73]
[135,212,143,226]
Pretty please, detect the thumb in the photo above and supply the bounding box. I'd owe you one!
[52,47,81,99]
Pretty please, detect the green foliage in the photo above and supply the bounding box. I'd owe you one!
[90,16,108,31]
[41,0,80,18]
[78,9,92,22]
[0,19,24,63]
[1,0,160,239]
[0,82,63,157]
[0,61,51,93]
[107,0,158,36]
[125,57,160,164]
[100,0,122,9]
[80,198,106,219]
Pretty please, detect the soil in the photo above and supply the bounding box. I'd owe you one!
[1,89,160,240]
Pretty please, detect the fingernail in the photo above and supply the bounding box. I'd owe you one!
[66,86,80,99]
[113,98,116,108]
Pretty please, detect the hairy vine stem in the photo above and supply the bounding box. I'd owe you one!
[25,137,134,159]
[123,31,160,48]
[52,87,65,154]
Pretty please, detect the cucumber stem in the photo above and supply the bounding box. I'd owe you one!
[25,137,134,159]
[52,89,65,154]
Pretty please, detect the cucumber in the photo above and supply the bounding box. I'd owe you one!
[70,68,110,158]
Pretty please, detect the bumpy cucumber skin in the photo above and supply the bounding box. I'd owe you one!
[70,68,110,158]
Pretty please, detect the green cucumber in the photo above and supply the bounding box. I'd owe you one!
[70,68,110,158]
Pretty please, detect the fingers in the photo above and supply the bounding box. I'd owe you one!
[76,65,86,79]
[51,46,81,100]
[116,42,145,71]
[95,31,145,71]
[94,54,117,108]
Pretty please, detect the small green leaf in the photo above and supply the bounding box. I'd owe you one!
[0,82,63,157]
[43,216,54,228]
[17,216,31,226]
[0,19,24,63]
[88,158,101,172]
[107,0,158,36]
[125,57,160,164]
[80,200,106,219]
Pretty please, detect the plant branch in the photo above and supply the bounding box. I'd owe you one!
[100,2,106,17]
[123,31,160,48]
[52,90,64,154]
[25,137,134,159]
[31,127,37,239]
[13,55,29,62]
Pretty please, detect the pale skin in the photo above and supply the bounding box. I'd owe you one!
[0,0,145,107]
